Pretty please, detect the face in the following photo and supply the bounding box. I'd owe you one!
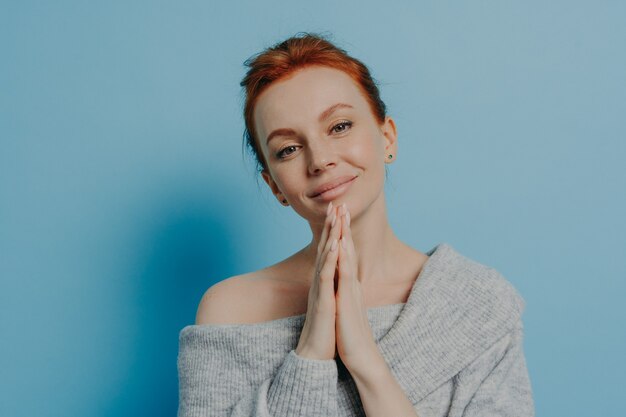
[254,65,397,223]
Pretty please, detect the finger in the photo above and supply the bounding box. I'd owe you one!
[341,205,354,253]
[316,205,340,286]
[337,235,350,286]
[318,204,338,258]
[318,207,341,290]
[315,202,335,273]
[338,206,355,285]
[323,205,342,259]
[317,202,334,253]
[329,205,342,248]
[310,211,339,314]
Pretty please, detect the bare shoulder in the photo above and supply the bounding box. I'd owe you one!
[195,273,262,325]
[195,266,310,325]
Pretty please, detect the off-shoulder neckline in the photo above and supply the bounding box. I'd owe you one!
[183,242,446,330]
[192,301,407,329]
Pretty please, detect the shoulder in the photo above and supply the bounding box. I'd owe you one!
[447,245,524,304]
[438,243,527,320]
[469,262,526,316]
[418,244,529,368]
[194,272,265,325]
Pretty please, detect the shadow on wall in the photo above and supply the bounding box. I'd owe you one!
[104,193,235,417]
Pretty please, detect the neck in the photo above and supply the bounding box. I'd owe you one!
[301,192,412,286]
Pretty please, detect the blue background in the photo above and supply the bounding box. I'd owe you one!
[2,1,625,416]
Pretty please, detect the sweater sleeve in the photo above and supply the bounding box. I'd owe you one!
[229,350,338,417]
[461,319,535,417]
[177,326,339,417]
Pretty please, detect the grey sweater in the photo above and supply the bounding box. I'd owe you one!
[177,242,534,416]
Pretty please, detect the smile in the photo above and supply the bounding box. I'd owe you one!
[312,176,357,202]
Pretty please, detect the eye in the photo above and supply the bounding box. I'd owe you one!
[277,145,298,159]
[331,120,353,134]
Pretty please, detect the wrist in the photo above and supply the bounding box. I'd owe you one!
[345,345,387,382]
[295,345,312,359]
[295,345,333,361]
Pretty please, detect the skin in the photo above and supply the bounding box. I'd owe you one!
[255,65,427,293]
[253,65,422,416]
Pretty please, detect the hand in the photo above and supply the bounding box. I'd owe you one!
[335,203,380,372]
[295,202,341,360]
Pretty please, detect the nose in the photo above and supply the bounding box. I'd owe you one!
[307,140,336,175]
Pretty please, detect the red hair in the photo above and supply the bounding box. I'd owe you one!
[240,32,387,173]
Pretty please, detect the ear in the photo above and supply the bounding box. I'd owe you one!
[261,169,278,194]
[261,169,287,203]
[381,116,398,161]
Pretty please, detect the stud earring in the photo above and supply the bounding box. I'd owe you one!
[388,154,393,159]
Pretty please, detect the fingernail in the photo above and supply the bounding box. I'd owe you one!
[331,238,338,251]
[332,213,336,227]
[341,237,347,249]
[327,202,333,216]
[342,203,347,215]
[346,210,350,226]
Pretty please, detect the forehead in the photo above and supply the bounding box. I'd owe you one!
[253,66,369,141]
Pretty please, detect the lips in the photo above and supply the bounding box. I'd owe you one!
[309,175,357,198]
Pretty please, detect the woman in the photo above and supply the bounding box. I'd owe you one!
[178,32,534,417]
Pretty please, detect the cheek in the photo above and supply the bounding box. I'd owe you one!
[275,173,302,195]
[347,134,382,163]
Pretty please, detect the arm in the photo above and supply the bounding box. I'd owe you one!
[461,319,535,417]
[178,333,340,417]
[178,282,339,417]
[349,349,419,417]
[228,350,338,417]
[332,206,418,416]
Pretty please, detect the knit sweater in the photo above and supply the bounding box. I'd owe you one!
[177,242,534,416]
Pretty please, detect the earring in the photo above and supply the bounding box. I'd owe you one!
[388,154,393,160]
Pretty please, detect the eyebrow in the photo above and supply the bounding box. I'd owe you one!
[265,103,354,145]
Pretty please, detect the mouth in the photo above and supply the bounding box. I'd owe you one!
[311,176,357,201]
